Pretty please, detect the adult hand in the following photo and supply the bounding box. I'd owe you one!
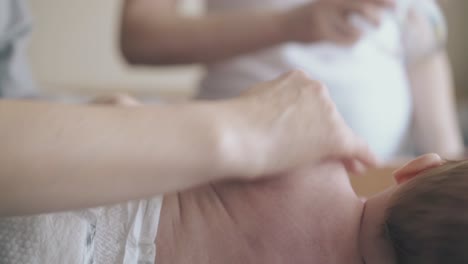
[223,70,378,179]
[281,0,394,45]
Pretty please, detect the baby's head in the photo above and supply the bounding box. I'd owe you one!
[360,154,468,264]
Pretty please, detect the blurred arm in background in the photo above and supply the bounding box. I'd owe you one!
[406,0,464,158]
[408,51,464,158]
[120,0,394,65]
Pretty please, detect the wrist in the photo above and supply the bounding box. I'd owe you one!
[212,100,263,180]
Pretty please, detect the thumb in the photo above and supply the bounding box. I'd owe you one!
[350,137,380,168]
[91,93,141,107]
[332,129,379,169]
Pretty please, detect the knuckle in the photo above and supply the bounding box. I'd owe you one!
[314,81,327,93]
[327,114,350,145]
[287,69,310,80]
[310,81,330,98]
[324,98,337,114]
[335,132,352,153]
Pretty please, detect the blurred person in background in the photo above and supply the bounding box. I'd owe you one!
[121,0,465,162]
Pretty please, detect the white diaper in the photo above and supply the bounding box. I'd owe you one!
[0,196,163,264]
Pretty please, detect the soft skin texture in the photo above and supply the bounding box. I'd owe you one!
[0,71,376,216]
[156,154,444,264]
[156,162,365,264]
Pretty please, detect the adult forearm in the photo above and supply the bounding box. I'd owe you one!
[0,71,380,216]
[121,8,288,65]
[409,52,464,157]
[0,100,237,216]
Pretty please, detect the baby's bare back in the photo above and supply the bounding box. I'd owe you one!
[156,162,365,264]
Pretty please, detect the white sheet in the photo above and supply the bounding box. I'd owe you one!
[0,196,163,264]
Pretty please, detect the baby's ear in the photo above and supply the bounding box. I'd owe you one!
[393,153,444,184]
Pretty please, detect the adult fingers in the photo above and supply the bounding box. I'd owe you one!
[331,120,379,169]
[91,93,141,106]
[342,159,367,175]
[347,137,380,169]
[329,17,361,45]
[345,2,382,27]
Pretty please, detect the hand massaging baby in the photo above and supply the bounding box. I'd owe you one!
[155,153,467,264]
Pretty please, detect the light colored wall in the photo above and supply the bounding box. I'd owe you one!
[28,0,204,98]
[29,0,468,98]
[442,0,468,96]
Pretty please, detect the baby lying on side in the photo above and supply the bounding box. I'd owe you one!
[156,153,467,264]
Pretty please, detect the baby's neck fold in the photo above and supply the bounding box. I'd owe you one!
[359,188,397,264]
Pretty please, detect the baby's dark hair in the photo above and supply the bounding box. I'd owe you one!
[384,160,468,264]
